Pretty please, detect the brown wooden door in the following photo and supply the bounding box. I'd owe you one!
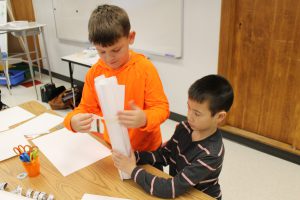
[8,0,41,65]
[218,0,300,150]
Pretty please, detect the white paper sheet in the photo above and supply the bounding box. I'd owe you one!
[0,128,30,161]
[0,113,63,161]
[0,124,9,132]
[82,194,130,200]
[13,113,63,136]
[94,76,131,179]
[0,106,35,131]
[32,128,111,176]
[0,190,33,200]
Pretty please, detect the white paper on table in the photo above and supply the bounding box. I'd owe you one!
[0,190,34,200]
[32,128,111,176]
[13,112,63,136]
[0,124,9,132]
[0,106,35,131]
[82,194,130,200]
[94,75,131,180]
[0,128,30,161]
[82,51,99,66]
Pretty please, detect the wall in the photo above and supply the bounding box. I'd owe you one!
[33,0,221,116]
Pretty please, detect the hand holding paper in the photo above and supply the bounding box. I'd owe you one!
[71,113,94,133]
[112,149,136,175]
[117,101,147,128]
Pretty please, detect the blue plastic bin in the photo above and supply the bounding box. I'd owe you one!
[0,69,26,85]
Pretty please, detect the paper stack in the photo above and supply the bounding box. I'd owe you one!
[94,75,131,179]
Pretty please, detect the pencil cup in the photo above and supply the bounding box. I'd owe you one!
[22,156,40,177]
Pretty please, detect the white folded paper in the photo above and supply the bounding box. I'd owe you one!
[94,75,131,180]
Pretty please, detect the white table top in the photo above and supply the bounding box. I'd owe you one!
[0,22,45,31]
[61,50,99,67]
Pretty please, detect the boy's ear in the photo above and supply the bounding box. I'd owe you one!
[128,31,136,45]
[215,111,227,125]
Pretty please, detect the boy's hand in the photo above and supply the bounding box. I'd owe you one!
[112,149,136,175]
[70,113,93,133]
[117,101,147,128]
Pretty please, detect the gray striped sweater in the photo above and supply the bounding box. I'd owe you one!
[131,121,224,199]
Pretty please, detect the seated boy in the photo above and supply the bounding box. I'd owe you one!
[112,74,234,199]
[63,4,169,152]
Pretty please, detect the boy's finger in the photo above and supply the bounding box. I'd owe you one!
[79,118,93,126]
[79,124,91,132]
[112,149,120,154]
[113,162,118,168]
[118,118,135,126]
[79,129,90,133]
[80,113,93,120]
[118,114,130,120]
[118,110,136,117]
[112,150,122,158]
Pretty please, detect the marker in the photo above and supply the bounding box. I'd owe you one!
[164,53,175,57]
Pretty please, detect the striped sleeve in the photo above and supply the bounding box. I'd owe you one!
[131,155,223,198]
[131,167,176,198]
[135,131,178,166]
[134,145,172,166]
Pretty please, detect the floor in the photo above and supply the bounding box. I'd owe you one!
[1,74,300,200]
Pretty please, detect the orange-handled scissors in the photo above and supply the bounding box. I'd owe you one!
[13,145,37,156]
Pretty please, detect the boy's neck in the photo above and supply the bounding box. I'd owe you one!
[191,127,217,142]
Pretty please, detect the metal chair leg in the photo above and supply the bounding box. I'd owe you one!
[40,27,53,84]
[22,32,38,99]
[2,59,12,95]
[33,34,42,82]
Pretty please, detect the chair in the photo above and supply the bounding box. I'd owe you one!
[0,22,54,99]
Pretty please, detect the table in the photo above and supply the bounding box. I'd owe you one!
[0,22,53,99]
[0,101,214,200]
[61,50,99,88]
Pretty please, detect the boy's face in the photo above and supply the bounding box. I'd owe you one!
[94,32,135,69]
[187,99,226,132]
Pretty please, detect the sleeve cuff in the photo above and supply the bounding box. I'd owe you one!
[139,110,154,132]
[131,166,144,182]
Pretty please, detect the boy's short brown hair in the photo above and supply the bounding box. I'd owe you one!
[88,4,131,46]
[188,75,234,116]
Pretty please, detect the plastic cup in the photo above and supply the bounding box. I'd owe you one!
[22,156,40,177]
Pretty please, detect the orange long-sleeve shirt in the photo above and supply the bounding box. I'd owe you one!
[64,51,169,151]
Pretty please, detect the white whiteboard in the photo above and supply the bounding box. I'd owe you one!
[52,0,183,58]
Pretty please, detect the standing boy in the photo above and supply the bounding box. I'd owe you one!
[112,75,234,199]
[64,4,169,151]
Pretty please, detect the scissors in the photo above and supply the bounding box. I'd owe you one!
[13,145,33,156]
[13,145,38,162]
[29,146,39,161]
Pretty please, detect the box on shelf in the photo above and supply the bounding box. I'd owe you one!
[12,63,32,80]
[0,63,13,71]
[0,69,26,85]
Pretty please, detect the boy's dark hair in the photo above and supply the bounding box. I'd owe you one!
[88,4,131,46]
[188,74,234,116]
